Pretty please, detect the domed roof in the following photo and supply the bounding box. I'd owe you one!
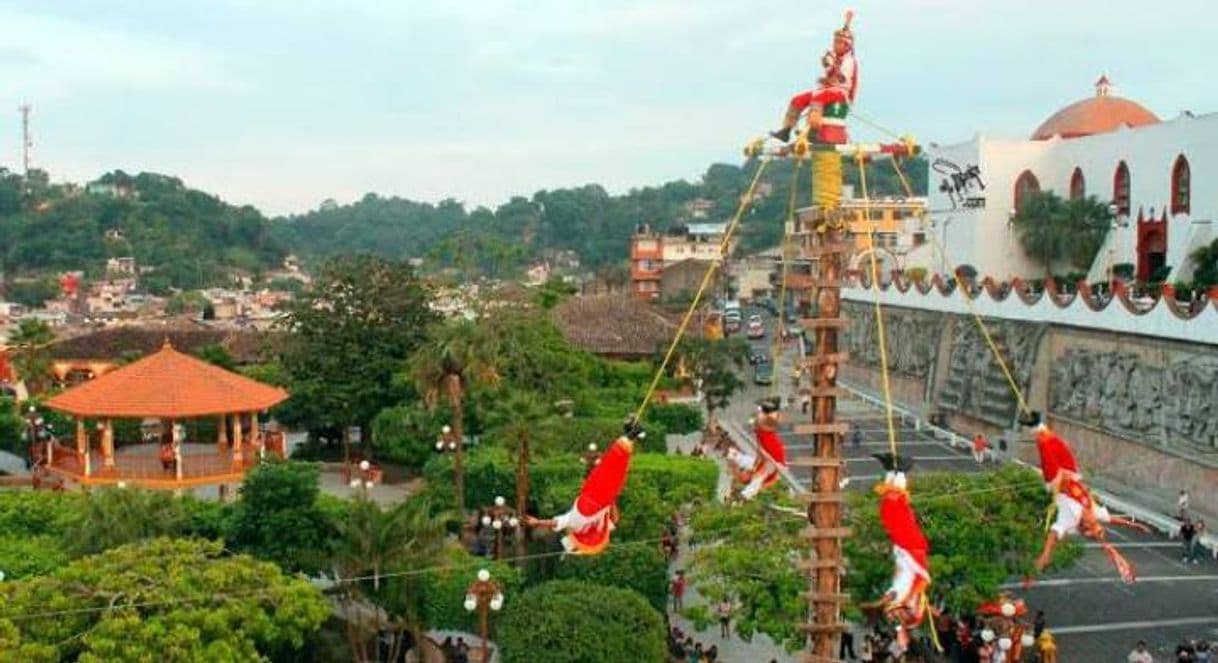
[1031,76,1159,140]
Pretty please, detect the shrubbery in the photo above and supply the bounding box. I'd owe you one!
[496,580,665,663]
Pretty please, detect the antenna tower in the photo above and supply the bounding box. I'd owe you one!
[19,103,32,176]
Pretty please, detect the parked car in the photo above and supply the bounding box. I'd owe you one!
[753,361,774,385]
[747,319,765,339]
[748,349,768,365]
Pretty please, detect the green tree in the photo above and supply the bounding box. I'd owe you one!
[226,461,336,573]
[64,487,189,556]
[8,319,54,393]
[1012,192,1112,277]
[409,319,500,515]
[496,580,666,663]
[331,496,450,663]
[5,278,60,308]
[279,254,436,455]
[675,336,749,423]
[0,395,28,455]
[0,538,328,662]
[194,343,236,370]
[165,290,208,316]
[1189,238,1218,289]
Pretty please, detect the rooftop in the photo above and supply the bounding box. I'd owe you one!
[45,342,288,418]
[551,295,676,358]
[1031,76,1160,140]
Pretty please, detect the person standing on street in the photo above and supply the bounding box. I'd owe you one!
[1192,519,1207,564]
[1127,640,1154,663]
[1178,490,1191,520]
[670,571,686,612]
[972,433,990,464]
[1181,518,1198,564]
[838,628,856,660]
[716,598,732,639]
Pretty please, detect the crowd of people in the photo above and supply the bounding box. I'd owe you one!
[667,626,721,663]
[1128,638,1214,662]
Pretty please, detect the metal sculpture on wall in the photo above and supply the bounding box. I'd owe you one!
[933,158,986,210]
[842,302,938,379]
[938,317,1045,427]
[1051,349,1218,452]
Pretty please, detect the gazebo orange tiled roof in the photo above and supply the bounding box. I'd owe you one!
[46,341,287,418]
[39,342,289,490]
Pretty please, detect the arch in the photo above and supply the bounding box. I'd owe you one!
[1113,161,1131,215]
[1171,154,1191,215]
[1069,167,1086,200]
[1013,170,1040,212]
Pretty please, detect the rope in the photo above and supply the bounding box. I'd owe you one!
[770,159,803,396]
[634,159,772,423]
[883,155,1031,416]
[925,235,1032,416]
[855,151,899,459]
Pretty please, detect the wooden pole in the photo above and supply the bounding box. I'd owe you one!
[231,413,244,465]
[102,419,115,468]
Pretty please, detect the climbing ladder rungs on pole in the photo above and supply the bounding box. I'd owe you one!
[793,422,850,435]
[802,387,849,398]
[802,353,850,367]
[800,526,853,539]
[799,623,850,634]
[801,590,853,603]
[800,318,850,329]
[798,558,846,572]
[788,458,844,469]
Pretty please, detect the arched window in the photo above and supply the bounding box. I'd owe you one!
[1013,170,1040,213]
[1069,167,1086,200]
[1113,161,1131,215]
[1171,155,1190,215]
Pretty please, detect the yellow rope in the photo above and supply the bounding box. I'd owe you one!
[811,150,842,209]
[926,235,1032,416]
[855,152,900,459]
[770,159,802,396]
[634,159,772,422]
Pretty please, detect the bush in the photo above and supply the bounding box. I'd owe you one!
[371,403,451,471]
[496,580,665,663]
[644,403,703,435]
[418,546,524,633]
[0,491,81,537]
[226,460,337,573]
[904,267,928,283]
[0,535,69,580]
[544,541,669,612]
[1112,262,1135,280]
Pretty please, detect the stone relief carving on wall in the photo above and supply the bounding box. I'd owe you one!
[1051,349,1218,452]
[842,302,938,379]
[938,317,1045,427]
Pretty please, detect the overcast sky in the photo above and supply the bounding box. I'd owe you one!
[1,1,1215,216]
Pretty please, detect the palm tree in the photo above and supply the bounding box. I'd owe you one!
[332,497,450,663]
[484,391,550,565]
[1012,192,1113,278]
[8,319,54,394]
[410,320,499,516]
[1190,238,1218,290]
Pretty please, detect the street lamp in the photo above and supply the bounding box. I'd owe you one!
[464,568,504,663]
[348,459,376,496]
[434,425,459,453]
[24,406,47,469]
[480,495,520,560]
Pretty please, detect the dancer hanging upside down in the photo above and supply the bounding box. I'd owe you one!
[1021,411,1147,584]
[724,397,788,500]
[770,10,859,145]
[861,453,932,649]
[524,419,642,555]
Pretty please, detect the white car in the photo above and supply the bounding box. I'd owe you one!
[747,320,765,339]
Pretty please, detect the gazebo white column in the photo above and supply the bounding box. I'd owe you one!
[102,419,115,468]
[173,420,183,482]
[252,411,263,459]
[231,412,244,465]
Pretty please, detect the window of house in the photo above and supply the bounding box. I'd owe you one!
[1171,155,1190,215]
[1069,168,1085,200]
[1013,170,1040,212]
[1114,161,1130,215]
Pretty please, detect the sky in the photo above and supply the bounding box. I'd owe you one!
[1,0,1216,216]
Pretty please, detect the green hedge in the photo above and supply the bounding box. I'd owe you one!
[644,403,704,435]
[496,580,665,663]
[482,416,667,458]
[418,546,523,633]
[539,541,669,612]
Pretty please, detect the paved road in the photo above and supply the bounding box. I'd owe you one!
[717,305,1218,661]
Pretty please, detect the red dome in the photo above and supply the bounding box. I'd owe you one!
[1031,77,1159,140]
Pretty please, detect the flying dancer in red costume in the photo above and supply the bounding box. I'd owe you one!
[725,397,788,500]
[1021,411,1148,584]
[862,453,932,649]
[770,10,859,144]
[525,419,642,556]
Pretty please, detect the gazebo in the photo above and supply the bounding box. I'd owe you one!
[42,341,289,489]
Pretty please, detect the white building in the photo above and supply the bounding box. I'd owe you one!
[909,77,1216,283]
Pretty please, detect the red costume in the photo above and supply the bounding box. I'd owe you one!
[1030,418,1140,583]
[872,458,932,645]
[550,435,634,555]
[727,401,788,500]
[771,11,859,144]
